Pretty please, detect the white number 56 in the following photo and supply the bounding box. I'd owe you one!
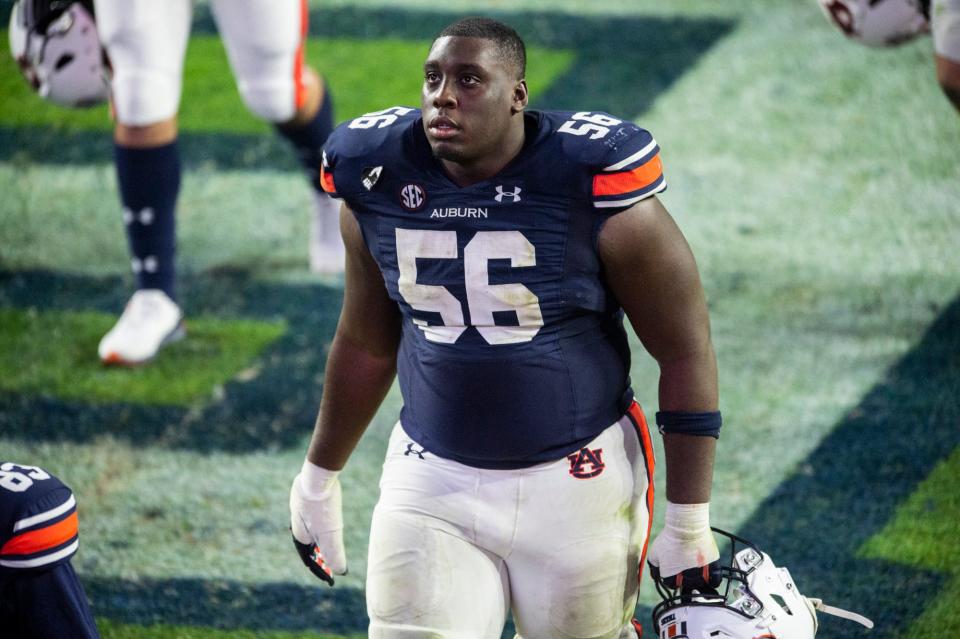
[396,229,544,346]
[348,106,415,130]
[558,112,622,140]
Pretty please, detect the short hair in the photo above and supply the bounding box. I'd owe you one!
[436,17,526,79]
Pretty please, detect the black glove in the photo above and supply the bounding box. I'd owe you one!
[291,534,339,587]
[649,558,722,592]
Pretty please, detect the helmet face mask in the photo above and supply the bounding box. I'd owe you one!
[8,0,110,107]
[817,0,930,47]
[651,529,822,639]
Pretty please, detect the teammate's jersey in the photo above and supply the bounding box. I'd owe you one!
[0,462,79,580]
[1,462,100,638]
[321,108,666,468]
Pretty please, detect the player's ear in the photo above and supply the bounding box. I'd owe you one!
[512,79,528,113]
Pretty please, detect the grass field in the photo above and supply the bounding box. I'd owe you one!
[1,0,958,637]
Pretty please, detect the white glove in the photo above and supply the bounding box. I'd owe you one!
[289,460,347,586]
[648,501,720,589]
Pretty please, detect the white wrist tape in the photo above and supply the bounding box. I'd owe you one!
[298,459,340,497]
[649,500,719,577]
[663,500,712,540]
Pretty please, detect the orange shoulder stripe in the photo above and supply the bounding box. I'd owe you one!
[593,153,662,197]
[1,511,78,556]
[320,164,336,194]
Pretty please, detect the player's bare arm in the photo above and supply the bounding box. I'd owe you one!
[599,195,718,503]
[305,203,401,471]
[599,194,722,588]
[290,202,400,586]
[935,54,960,112]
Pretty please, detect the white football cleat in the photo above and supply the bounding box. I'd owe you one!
[98,289,185,365]
[309,191,345,275]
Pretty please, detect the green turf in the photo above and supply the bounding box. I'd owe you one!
[0,34,574,132]
[98,619,363,639]
[0,308,285,406]
[860,446,960,637]
[1,0,959,636]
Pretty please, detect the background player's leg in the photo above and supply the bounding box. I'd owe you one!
[211,0,343,274]
[508,412,653,639]
[94,0,191,365]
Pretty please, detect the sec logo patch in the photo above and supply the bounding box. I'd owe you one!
[399,183,426,211]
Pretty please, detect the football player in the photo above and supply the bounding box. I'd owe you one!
[0,462,100,638]
[289,17,724,638]
[818,0,960,112]
[87,0,344,364]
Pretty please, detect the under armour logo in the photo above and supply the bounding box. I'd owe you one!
[494,185,522,203]
[567,447,605,479]
[404,442,425,459]
[122,207,155,226]
[131,256,158,274]
[400,183,426,211]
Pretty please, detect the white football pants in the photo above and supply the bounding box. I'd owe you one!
[94,0,310,125]
[366,403,655,639]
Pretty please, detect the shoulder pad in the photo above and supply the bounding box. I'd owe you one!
[545,110,666,211]
[321,106,420,199]
[0,463,79,571]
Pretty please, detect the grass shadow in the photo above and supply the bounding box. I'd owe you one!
[0,6,733,168]
[85,576,368,634]
[733,293,960,638]
[299,6,735,116]
[0,269,341,453]
[0,126,298,171]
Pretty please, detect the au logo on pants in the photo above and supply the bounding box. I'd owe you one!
[567,447,605,478]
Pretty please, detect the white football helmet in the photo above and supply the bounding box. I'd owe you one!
[651,528,874,639]
[817,0,930,47]
[8,0,110,107]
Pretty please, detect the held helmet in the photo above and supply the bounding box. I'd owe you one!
[8,0,110,107]
[816,0,930,47]
[651,528,874,638]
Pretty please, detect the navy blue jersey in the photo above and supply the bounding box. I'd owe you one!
[1,462,78,576]
[1,462,99,637]
[321,108,666,468]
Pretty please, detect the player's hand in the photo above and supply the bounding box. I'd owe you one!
[648,501,721,592]
[289,462,347,587]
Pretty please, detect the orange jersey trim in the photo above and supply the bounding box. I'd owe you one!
[1,511,78,556]
[320,165,336,194]
[593,153,663,197]
[293,0,308,110]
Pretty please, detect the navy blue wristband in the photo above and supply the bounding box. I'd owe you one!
[655,411,722,438]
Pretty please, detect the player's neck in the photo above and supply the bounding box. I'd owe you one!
[441,121,526,187]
